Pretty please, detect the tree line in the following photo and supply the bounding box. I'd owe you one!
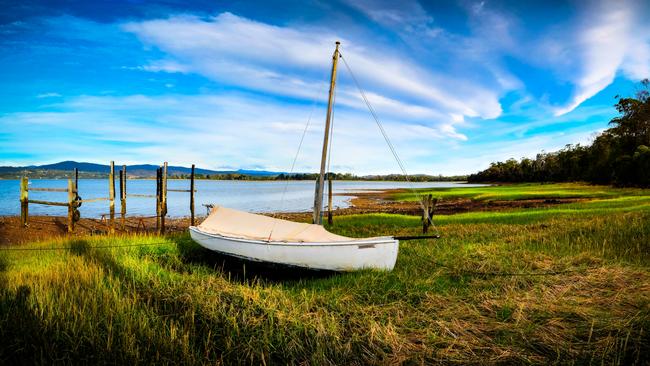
[468,80,650,187]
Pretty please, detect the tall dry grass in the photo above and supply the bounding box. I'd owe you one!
[0,190,648,364]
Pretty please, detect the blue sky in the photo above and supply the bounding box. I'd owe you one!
[1,0,649,175]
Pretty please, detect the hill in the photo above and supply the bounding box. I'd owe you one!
[0,161,281,178]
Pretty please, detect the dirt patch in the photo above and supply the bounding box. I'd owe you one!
[0,215,193,246]
[341,189,586,216]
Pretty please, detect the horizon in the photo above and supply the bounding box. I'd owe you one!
[1,1,649,175]
[1,160,468,177]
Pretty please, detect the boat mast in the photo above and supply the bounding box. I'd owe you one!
[313,41,340,224]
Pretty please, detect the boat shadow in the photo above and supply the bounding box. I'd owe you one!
[171,235,338,284]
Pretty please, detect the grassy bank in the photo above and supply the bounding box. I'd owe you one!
[393,182,650,201]
[1,184,649,364]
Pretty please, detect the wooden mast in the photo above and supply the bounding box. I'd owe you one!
[313,41,340,224]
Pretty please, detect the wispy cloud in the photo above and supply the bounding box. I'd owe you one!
[3,1,648,174]
[123,12,503,131]
[1,92,470,174]
[36,92,62,98]
[553,0,650,115]
[344,0,442,38]
[554,2,630,116]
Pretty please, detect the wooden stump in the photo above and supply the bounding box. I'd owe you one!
[156,167,161,233]
[67,179,75,232]
[109,161,115,234]
[190,164,195,226]
[20,177,28,227]
[422,194,437,234]
[120,165,126,228]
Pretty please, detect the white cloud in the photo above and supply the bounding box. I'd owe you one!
[554,1,649,116]
[1,93,469,174]
[344,0,442,38]
[436,128,605,175]
[620,18,650,80]
[36,92,62,98]
[141,60,190,73]
[122,12,503,130]
[14,5,648,175]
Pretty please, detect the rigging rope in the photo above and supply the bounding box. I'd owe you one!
[267,79,327,241]
[339,52,439,236]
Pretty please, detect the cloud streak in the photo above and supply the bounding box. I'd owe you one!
[123,12,503,131]
[554,0,650,115]
[1,92,472,174]
[3,1,650,175]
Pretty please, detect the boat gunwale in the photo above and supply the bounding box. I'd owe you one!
[189,226,397,247]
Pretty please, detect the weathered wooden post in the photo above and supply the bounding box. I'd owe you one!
[422,194,436,234]
[20,176,28,227]
[162,162,168,212]
[190,164,195,226]
[74,168,79,190]
[161,162,168,234]
[156,167,161,233]
[327,173,333,225]
[67,179,75,232]
[109,161,115,234]
[120,165,127,228]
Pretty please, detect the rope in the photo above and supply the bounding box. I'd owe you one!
[267,78,327,241]
[0,241,173,251]
[339,53,439,236]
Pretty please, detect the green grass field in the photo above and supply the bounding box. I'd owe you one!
[1,183,649,364]
[393,182,650,201]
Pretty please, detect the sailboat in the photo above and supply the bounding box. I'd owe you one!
[189,42,413,271]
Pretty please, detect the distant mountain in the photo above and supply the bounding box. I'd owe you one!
[235,169,282,177]
[0,161,283,178]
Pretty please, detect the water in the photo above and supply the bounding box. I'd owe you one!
[0,179,484,218]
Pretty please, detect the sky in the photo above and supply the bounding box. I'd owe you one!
[1,0,649,175]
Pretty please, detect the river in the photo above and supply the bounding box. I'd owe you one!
[0,179,485,218]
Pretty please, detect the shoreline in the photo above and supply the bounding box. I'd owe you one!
[0,177,470,183]
[0,186,586,246]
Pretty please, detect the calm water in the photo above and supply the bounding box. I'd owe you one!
[0,179,483,218]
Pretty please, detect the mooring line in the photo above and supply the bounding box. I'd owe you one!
[339,52,440,236]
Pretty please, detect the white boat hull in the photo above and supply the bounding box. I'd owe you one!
[189,226,399,271]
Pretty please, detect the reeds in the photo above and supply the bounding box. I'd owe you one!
[0,187,648,364]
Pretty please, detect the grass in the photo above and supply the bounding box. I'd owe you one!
[393,182,650,201]
[0,183,649,364]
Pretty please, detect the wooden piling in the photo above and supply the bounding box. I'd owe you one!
[190,164,195,226]
[327,174,333,225]
[67,179,75,232]
[120,165,126,228]
[156,167,161,233]
[119,170,123,200]
[74,168,79,190]
[161,162,168,234]
[109,161,115,233]
[422,194,436,234]
[20,177,28,227]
